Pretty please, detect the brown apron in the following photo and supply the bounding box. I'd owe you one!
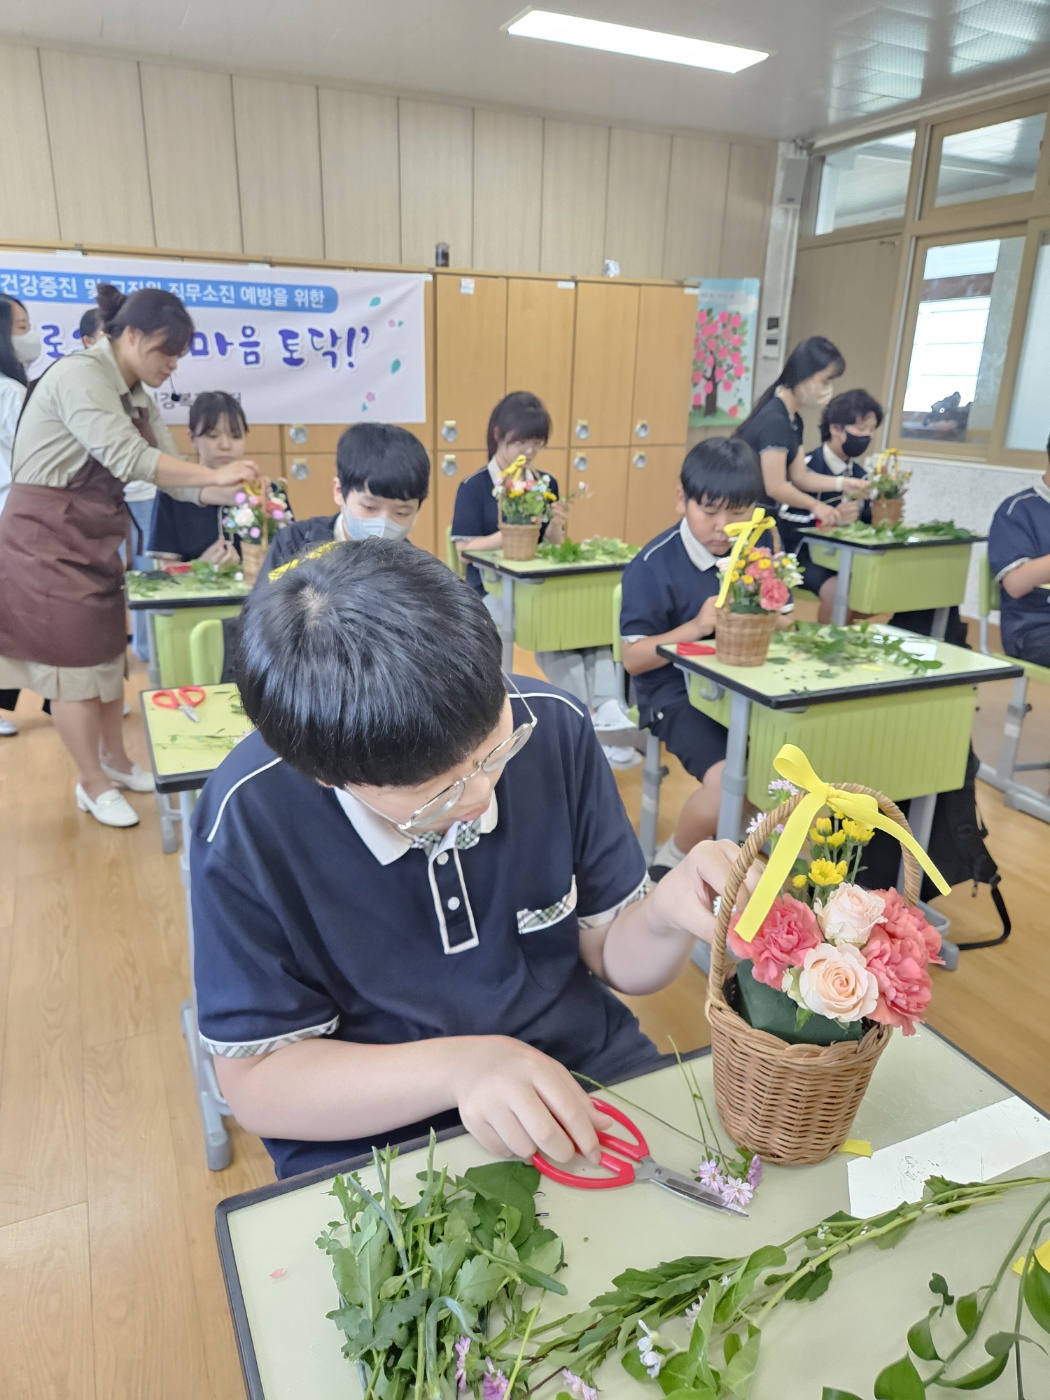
[0,406,157,669]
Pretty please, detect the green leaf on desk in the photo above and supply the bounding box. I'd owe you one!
[1024,1252,1050,1333]
[821,1390,865,1400]
[934,1351,1009,1389]
[873,1353,925,1399]
[784,1259,833,1302]
[906,1308,941,1360]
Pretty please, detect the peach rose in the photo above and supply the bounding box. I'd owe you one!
[797,943,879,1023]
[817,884,885,947]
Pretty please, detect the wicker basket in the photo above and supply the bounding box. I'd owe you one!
[714,605,777,667]
[705,785,919,1164]
[871,497,904,527]
[500,518,541,561]
[239,541,268,586]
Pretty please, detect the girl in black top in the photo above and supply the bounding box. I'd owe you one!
[148,392,246,564]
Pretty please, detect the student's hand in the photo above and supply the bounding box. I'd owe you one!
[646,839,763,945]
[551,500,570,530]
[452,1037,613,1164]
[836,498,861,524]
[812,501,839,527]
[695,595,720,638]
[212,459,259,489]
[199,537,240,566]
[840,478,871,499]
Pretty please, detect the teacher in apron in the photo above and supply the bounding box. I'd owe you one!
[0,284,256,829]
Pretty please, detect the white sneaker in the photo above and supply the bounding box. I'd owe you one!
[100,759,155,792]
[602,744,643,769]
[76,784,140,828]
[0,718,16,736]
[592,699,634,732]
[122,702,131,717]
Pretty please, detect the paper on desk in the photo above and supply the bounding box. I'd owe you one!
[848,1097,1050,1217]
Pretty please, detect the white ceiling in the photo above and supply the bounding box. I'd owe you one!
[3,0,1050,140]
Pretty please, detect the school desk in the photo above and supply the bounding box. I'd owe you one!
[142,682,255,1170]
[126,568,251,687]
[798,528,982,635]
[215,1030,1050,1400]
[460,549,633,671]
[659,626,1023,971]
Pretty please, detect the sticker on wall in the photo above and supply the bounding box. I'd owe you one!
[460,278,475,295]
[688,278,760,429]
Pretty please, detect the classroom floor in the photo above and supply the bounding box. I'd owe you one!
[1,620,1048,1399]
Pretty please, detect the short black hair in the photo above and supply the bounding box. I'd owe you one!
[819,388,884,442]
[680,436,763,509]
[237,540,504,787]
[96,283,194,357]
[79,307,104,343]
[336,423,431,503]
[190,390,248,438]
[486,391,551,460]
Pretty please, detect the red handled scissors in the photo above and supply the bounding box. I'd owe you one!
[531,1098,747,1216]
[152,686,206,724]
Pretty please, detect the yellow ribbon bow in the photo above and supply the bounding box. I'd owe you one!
[733,743,951,943]
[715,508,777,608]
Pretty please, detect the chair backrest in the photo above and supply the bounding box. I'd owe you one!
[611,582,623,664]
[188,618,225,685]
[978,551,1000,617]
[445,524,466,579]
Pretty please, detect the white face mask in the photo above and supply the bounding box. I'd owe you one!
[342,508,412,543]
[12,329,42,365]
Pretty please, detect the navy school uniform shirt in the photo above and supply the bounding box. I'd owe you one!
[261,513,340,579]
[451,463,560,593]
[735,394,803,520]
[147,493,237,562]
[190,677,658,1178]
[988,479,1050,653]
[777,444,872,555]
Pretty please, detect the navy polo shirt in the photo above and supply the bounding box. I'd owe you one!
[451,463,560,593]
[736,395,803,518]
[190,678,656,1178]
[147,494,235,562]
[777,444,872,553]
[619,522,725,721]
[261,513,339,579]
[988,481,1050,652]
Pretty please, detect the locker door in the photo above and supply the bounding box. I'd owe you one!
[564,447,628,541]
[569,282,640,448]
[411,452,437,558]
[623,444,683,547]
[631,285,697,447]
[505,278,576,447]
[435,274,508,451]
[393,275,436,451]
[433,449,490,559]
[282,453,337,521]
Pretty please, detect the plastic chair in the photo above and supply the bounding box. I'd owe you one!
[188,618,225,686]
[612,584,666,864]
[976,555,1050,823]
[446,524,466,579]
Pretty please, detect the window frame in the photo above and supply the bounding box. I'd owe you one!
[989,214,1050,468]
[800,124,920,247]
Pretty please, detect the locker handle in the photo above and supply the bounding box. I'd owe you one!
[441,420,459,443]
[289,424,308,445]
[635,420,650,439]
[633,453,648,469]
[575,419,590,441]
[441,455,458,477]
[573,455,589,472]
[290,458,310,480]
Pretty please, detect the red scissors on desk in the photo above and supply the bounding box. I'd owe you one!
[152,686,206,724]
[531,1098,747,1216]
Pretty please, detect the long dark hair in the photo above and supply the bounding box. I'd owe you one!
[486,391,551,460]
[735,336,845,437]
[96,283,194,356]
[0,295,28,387]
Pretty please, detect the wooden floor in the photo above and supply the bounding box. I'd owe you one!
[0,623,1048,1398]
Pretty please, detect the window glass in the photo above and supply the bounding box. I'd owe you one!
[1007,232,1050,451]
[899,237,1024,446]
[815,131,915,234]
[934,113,1045,208]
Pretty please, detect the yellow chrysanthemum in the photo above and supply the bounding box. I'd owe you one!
[815,817,832,834]
[792,874,809,889]
[842,819,874,843]
[759,558,772,569]
[808,826,824,844]
[809,859,845,887]
[827,830,846,849]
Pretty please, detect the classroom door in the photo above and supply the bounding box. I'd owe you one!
[505,278,576,448]
[569,282,640,448]
[433,449,489,561]
[565,448,628,540]
[435,274,508,452]
[623,445,683,547]
[631,285,697,447]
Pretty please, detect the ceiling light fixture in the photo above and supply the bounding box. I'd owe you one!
[504,9,768,74]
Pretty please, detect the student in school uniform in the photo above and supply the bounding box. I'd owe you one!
[189,540,756,1179]
[452,391,638,769]
[987,437,1050,666]
[148,391,248,565]
[620,437,772,879]
[776,388,881,623]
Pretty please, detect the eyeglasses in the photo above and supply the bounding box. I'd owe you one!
[355,678,537,835]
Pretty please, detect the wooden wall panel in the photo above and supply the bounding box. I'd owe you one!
[0,46,59,243]
[40,50,155,247]
[473,109,543,272]
[399,100,474,267]
[663,135,731,279]
[233,76,324,260]
[141,65,242,255]
[604,129,672,278]
[719,142,776,279]
[319,88,401,264]
[540,120,609,276]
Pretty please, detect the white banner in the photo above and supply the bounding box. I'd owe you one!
[1,250,426,426]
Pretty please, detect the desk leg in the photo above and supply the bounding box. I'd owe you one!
[931,607,949,640]
[501,576,516,672]
[694,693,752,978]
[178,788,232,1171]
[901,793,959,972]
[831,549,853,626]
[145,610,161,688]
[155,792,179,855]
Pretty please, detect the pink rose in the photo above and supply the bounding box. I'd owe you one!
[797,943,879,1022]
[728,895,822,988]
[818,884,885,946]
[863,927,932,1035]
[875,889,942,963]
[759,576,789,610]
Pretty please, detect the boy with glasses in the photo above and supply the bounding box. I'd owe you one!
[191,540,753,1178]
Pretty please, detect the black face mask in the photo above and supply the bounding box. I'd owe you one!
[841,431,871,460]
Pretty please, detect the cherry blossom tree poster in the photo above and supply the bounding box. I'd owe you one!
[689,278,760,428]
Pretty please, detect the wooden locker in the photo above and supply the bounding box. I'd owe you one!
[413,453,437,558]
[505,278,576,448]
[282,452,337,521]
[393,276,435,451]
[284,424,342,453]
[631,285,697,447]
[569,283,640,448]
[563,448,628,541]
[434,449,489,562]
[435,275,508,452]
[623,444,684,548]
